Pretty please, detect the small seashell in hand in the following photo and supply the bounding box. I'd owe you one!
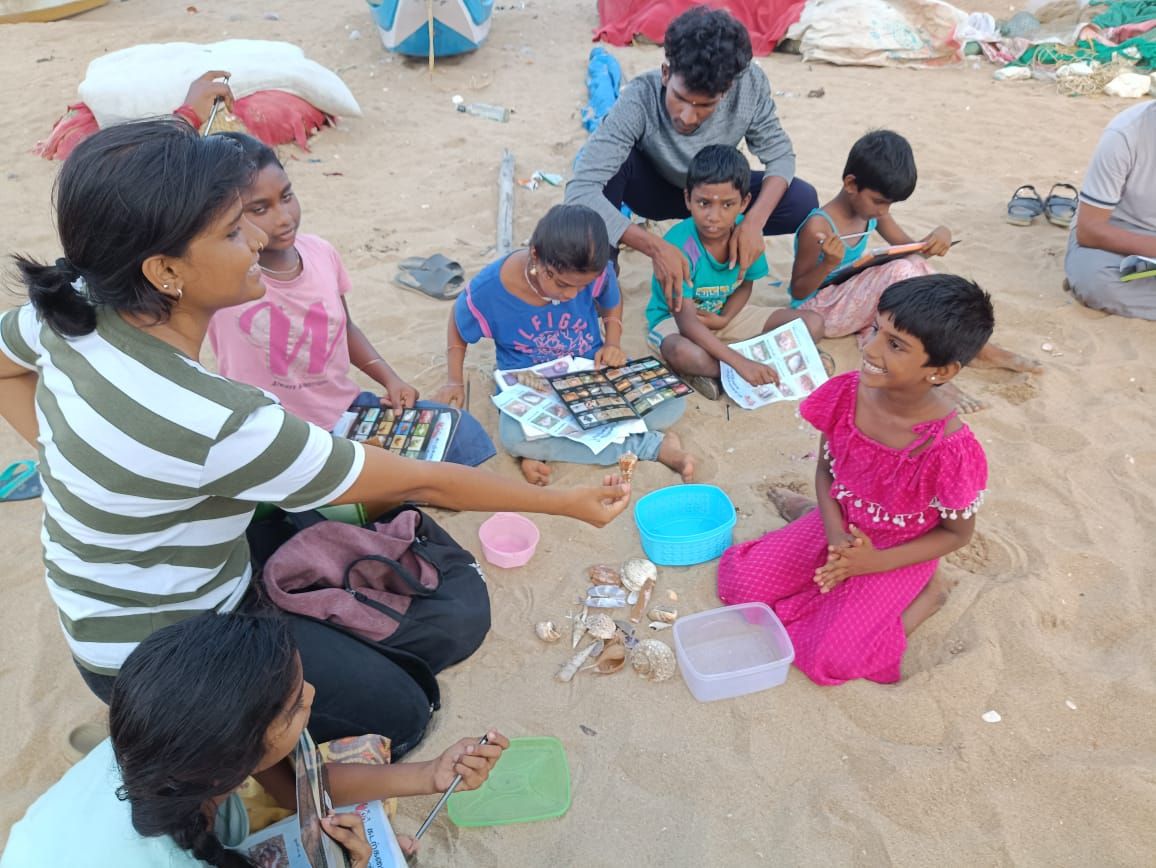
[621,557,657,593]
[535,621,560,643]
[617,451,638,482]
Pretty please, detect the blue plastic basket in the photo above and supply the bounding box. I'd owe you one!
[633,484,736,566]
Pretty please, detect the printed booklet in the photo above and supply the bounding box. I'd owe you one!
[545,356,692,430]
[332,404,459,462]
[719,318,829,410]
[240,730,406,868]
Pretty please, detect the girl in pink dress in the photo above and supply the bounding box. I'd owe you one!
[717,274,992,685]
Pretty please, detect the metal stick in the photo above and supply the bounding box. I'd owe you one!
[203,74,230,136]
[414,735,489,840]
[465,379,471,412]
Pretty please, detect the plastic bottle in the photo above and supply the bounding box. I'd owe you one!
[456,102,510,122]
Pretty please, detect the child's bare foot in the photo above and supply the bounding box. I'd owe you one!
[971,342,1043,374]
[657,432,696,482]
[939,382,988,415]
[519,458,552,486]
[766,486,816,522]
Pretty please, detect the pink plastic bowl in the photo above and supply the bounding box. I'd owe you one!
[478,512,540,568]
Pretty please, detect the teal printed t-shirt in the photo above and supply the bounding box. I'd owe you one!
[646,214,770,330]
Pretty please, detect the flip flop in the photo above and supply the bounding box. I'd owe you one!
[0,460,42,502]
[398,254,464,278]
[1006,185,1044,226]
[393,266,465,300]
[685,374,721,401]
[1043,183,1079,229]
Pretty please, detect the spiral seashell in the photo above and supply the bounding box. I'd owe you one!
[535,621,560,643]
[630,639,677,682]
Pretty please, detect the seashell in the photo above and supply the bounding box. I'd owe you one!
[621,557,657,593]
[588,563,623,585]
[630,638,676,682]
[667,590,679,602]
[535,621,560,642]
[617,451,638,483]
[648,621,672,632]
[587,586,627,600]
[585,596,628,609]
[570,611,587,648]
[588,639,626,674]
[629,578,655,624]
[648,605,677,623]
[585,612,617,640]
[556,640,604,682]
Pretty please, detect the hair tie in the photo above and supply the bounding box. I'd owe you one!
[56,257,91,300]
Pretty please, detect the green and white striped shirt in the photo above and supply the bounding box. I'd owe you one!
[0,304,364,674]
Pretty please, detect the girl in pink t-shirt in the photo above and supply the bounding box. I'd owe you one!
[207,134,419,431]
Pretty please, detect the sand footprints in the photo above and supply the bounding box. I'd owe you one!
[945,527,1029,582]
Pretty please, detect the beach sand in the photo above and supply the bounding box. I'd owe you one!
[0,0,1153,864]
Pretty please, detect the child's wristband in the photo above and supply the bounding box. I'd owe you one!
[173,104,203,128]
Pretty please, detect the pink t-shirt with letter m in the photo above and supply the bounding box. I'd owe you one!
[208,233,360,430]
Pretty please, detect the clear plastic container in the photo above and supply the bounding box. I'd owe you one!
[673,603,795,702]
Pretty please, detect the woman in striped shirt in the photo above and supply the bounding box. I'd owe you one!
[0,118,630,754]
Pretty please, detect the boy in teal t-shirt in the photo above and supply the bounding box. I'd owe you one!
[645,145,787,399]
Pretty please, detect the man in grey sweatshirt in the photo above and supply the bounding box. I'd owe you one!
[565,7,816,310]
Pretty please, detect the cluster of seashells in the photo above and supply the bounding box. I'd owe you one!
[535,557,678,684]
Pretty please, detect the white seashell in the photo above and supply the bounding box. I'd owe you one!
[1040,342,1054,353]
[981,710,1002,724]
[585,612,617,640]
[629,638,677,682]
[570,611,587,648]
[648,605,677,624]
[1065,699,1078,711]
[621,557,657,593]
[535,621,560,642]
[648,621,672,632]
[556,640,604,683]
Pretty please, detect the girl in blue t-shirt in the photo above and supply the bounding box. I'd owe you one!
[436,205,694,486]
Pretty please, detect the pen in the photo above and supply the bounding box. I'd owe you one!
[414,734,490,840]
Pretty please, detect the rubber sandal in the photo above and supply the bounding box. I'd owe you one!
[398,254,463,278]
[0,459,42,502]
[1043,183,1079,229]
[685,374,721,401]
[1006,185,1044,226]
[392,265,465,300]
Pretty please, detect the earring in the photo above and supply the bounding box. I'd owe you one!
[162,283,170,290]
[174,287,183,301]
[930,376,938,382]
[529,266,538,276]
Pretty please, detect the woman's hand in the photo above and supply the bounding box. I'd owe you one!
[430,730,510,793]
[181,70,234,125]
[594,344,627,369]
[433,382,465,408]
[566,472,631,527]
[384,376,420,411]
[321,812,372,868]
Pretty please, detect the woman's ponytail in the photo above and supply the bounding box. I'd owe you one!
[14,255,97,338]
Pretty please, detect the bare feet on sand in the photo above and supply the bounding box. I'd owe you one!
[939,382,988,415]
[971,342,1044,374]
[766,486,817,522]
[658,432,696,482]
[519,458,552,486]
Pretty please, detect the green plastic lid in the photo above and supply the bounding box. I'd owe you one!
[446,736,571,827]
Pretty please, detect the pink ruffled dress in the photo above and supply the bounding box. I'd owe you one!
[717,372,987,685]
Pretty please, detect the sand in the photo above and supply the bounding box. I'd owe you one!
[1,0,1154,864]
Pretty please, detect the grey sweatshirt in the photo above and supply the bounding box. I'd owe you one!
[564,63,797,244]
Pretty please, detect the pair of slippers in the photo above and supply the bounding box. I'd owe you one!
[393,254,465,300]
[1007,183,1078,228]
